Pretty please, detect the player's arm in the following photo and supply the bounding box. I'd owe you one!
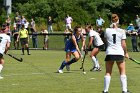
[81,34,86,50]
[121,39,129,58]
[71,35,81,55]
[4,40,10,54]
[87,36,93,51]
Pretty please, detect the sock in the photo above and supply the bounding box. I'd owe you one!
[67,58,77,65]
[27,47,30,54]
[59,61,67,70]
[96,58,100,68]
[22,48,24,54]
[120,75,127,92]
[0,64,3,73]
[91,56,98,67]
[104,75,111,92]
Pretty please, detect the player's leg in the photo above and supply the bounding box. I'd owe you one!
[90,47,100,71]
[117,61,129,93]
[58,52,71,73]
[21,40,25,55]
[25,38,31,55]
[103,61,114,93]
[65,53,71,71]
[0,54,4,79]
[67,51,80,65]
[58,51,80,73]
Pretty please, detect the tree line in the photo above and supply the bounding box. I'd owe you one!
[0,0,140,30]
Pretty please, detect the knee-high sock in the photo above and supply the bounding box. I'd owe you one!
[120,75,127,92]
[96,58,100,68]
[67,58,77,65]
[0,64,3,73]
[27,47,30,54]
[59,61,67,70]
[22,48,24,54]
[104,75,111,92]
[91,56,98,67]
[59,58,77,70]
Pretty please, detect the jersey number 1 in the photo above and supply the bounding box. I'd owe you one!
[112,34,116,44]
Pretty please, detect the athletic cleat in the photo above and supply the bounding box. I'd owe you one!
[90,67,101,71]
[58,70,63,73]
[122,90,131,93]
[102,91,108,93]
[0,76,4,79]
[28,53,31,55]
[66,65,70,71]
[98,67,102,71]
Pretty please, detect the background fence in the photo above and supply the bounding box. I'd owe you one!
[10,33,140,51]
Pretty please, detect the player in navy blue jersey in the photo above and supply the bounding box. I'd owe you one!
[58,26,85,73]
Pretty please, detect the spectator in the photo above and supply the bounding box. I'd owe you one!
[96,15,105,29]
[65,14,73,30]
[32,30,38,49]
[24,20,29,31]
[97,27,107,50]
[126,23,139,52]
[135,15,140,29]
[126,23,135,34]
[5,16,11,27]
[41,29,49,50]
[64,28,72,44]
[21,16,26,25]
[17,24,31,55]
[138,30,140,48]
[47,16,53,33]
[14,12,21,31]
[31,18,36,30]
[12,27,19,49]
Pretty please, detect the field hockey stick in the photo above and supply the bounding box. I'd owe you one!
[129,57,140,65]
[7,54,23,62]
[80,50,87,71]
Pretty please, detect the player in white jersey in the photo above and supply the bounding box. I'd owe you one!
[103,22,130,93]
[0,27,11,79]
[85,25,104,71]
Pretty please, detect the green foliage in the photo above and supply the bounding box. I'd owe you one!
[0,8,7,26]
[1,0,140,29]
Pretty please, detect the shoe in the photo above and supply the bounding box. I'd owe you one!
[102,91,108,93]
[58,69,63,73]
[66,65,70,71]
[90,67,101,71]
[0,76,4,79]
[28,53,31,55]
[122,90,131,93]
[98,67,102,71]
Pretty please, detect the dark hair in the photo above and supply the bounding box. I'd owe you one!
[74,26,81,32]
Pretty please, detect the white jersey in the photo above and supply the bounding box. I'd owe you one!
[105,28,126,56]
[0,34,11,54]
[89,30,104,46]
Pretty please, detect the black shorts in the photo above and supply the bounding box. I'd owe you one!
[105,55,124,62]
[0,53,3,59]
[14,34,18,41]
[94,44,104,50]
[20,38,28,45]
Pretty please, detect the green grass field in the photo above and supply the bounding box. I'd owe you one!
[0,50,140,93]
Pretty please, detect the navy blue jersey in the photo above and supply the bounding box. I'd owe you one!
[65,33,82,52]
